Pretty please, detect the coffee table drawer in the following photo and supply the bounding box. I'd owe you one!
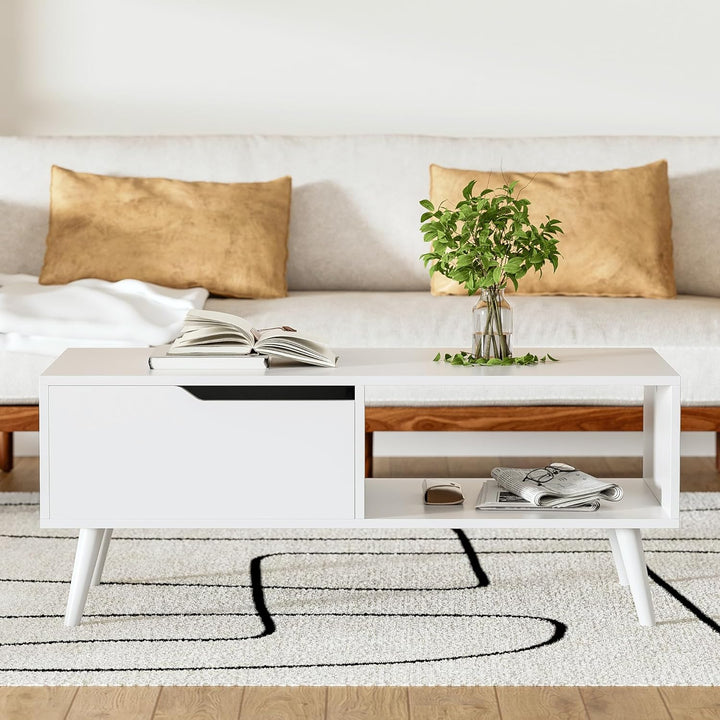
[45,385,355,524]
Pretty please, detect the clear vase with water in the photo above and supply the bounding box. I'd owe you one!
[472,287,513,360]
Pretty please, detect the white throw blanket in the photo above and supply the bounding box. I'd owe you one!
[0,274,209,356]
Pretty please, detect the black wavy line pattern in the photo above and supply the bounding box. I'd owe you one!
[1,524,718,672]
[0,616,567,672]
[646,567,720,635]
[0,529,569,670]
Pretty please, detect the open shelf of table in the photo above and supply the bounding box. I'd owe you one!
[363,476,675,529]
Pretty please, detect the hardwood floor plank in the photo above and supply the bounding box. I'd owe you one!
[239,687,325,720]
[327,687,409,720]
[67,687,161,720]
[373,456,392,477]
[659,687,720,720]
[389,457,449,478]
[496,686,587,720]
[153,686,243,720]
[0,687,77,720]
[0,456,39,492]
[676,457,720,491]
[408,686,500,719]
[447,456,502,478]
[580,687,670,720]
[603,457,643,478]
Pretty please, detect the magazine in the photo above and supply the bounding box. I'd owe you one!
[476,479,600,512]
[491,463,623,508]
[156,309,338,368]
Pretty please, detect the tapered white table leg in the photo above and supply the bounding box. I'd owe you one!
[615,528,656,626]
[91,529,113,586]
[65,528,104,627]
[607,529,629,586]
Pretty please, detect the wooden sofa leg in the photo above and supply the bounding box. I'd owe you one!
[365,432,373,478]
[716,432,720,473]
[0,431,13,473]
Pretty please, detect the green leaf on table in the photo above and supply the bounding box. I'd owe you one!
[432,350,559,367]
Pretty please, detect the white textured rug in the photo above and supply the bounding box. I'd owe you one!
[1,492,719,686]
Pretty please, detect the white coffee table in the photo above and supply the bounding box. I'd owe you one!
[40,347,680,627]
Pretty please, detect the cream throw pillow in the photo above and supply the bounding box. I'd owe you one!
[429,160,676,298]
[40,166,292,299]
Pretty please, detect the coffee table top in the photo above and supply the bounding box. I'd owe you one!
[42,346,679,387]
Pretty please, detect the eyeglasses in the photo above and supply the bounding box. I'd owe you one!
[522,462,576,485]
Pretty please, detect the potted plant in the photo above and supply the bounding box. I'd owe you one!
[420,180,563,360]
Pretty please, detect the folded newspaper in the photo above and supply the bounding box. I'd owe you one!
[476,480,600,512]
[491,464,623,509]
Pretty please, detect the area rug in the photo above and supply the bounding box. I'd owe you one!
[1,492,719,686]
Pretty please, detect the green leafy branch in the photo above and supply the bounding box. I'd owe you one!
[433,351,559,367]
[419,180,563,294]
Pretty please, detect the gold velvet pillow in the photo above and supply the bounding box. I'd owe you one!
[429,160,676,298]
[39,166,292,298]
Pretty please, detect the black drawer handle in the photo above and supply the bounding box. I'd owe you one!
[181,386,354,401]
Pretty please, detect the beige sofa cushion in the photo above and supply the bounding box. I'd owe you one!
[429,160,676,298]
[39,166,292,299]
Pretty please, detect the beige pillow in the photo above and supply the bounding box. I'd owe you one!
[429,160,676,298]
[39,166,292,298]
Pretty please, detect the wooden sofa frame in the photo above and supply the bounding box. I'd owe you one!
[3,404,720,477]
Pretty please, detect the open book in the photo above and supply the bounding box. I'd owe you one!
[491,464,623,509]
[152,309,338,368]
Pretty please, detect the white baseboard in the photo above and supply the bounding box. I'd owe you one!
[14,430,715,458]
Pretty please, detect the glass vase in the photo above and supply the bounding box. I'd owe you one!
[472,287,513,360]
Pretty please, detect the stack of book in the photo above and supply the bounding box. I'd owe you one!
[149,309,338,370]
[476,464,624,512]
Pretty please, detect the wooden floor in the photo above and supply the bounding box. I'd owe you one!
[2,685,720,720]
[1,455,719,719]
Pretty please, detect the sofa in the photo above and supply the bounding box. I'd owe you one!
[1,134,720,475]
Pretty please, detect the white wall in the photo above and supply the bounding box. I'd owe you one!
[2,0,719,137]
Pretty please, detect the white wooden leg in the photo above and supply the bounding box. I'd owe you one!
[616,528,656,626]
[607,529,629,586]
[91,529,113,586]
[65,528,104,627]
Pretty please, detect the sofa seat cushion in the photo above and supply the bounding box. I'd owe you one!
[2,292,717,406]
[0,352,56,405]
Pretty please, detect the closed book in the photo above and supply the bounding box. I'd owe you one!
[149,353,269,370]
